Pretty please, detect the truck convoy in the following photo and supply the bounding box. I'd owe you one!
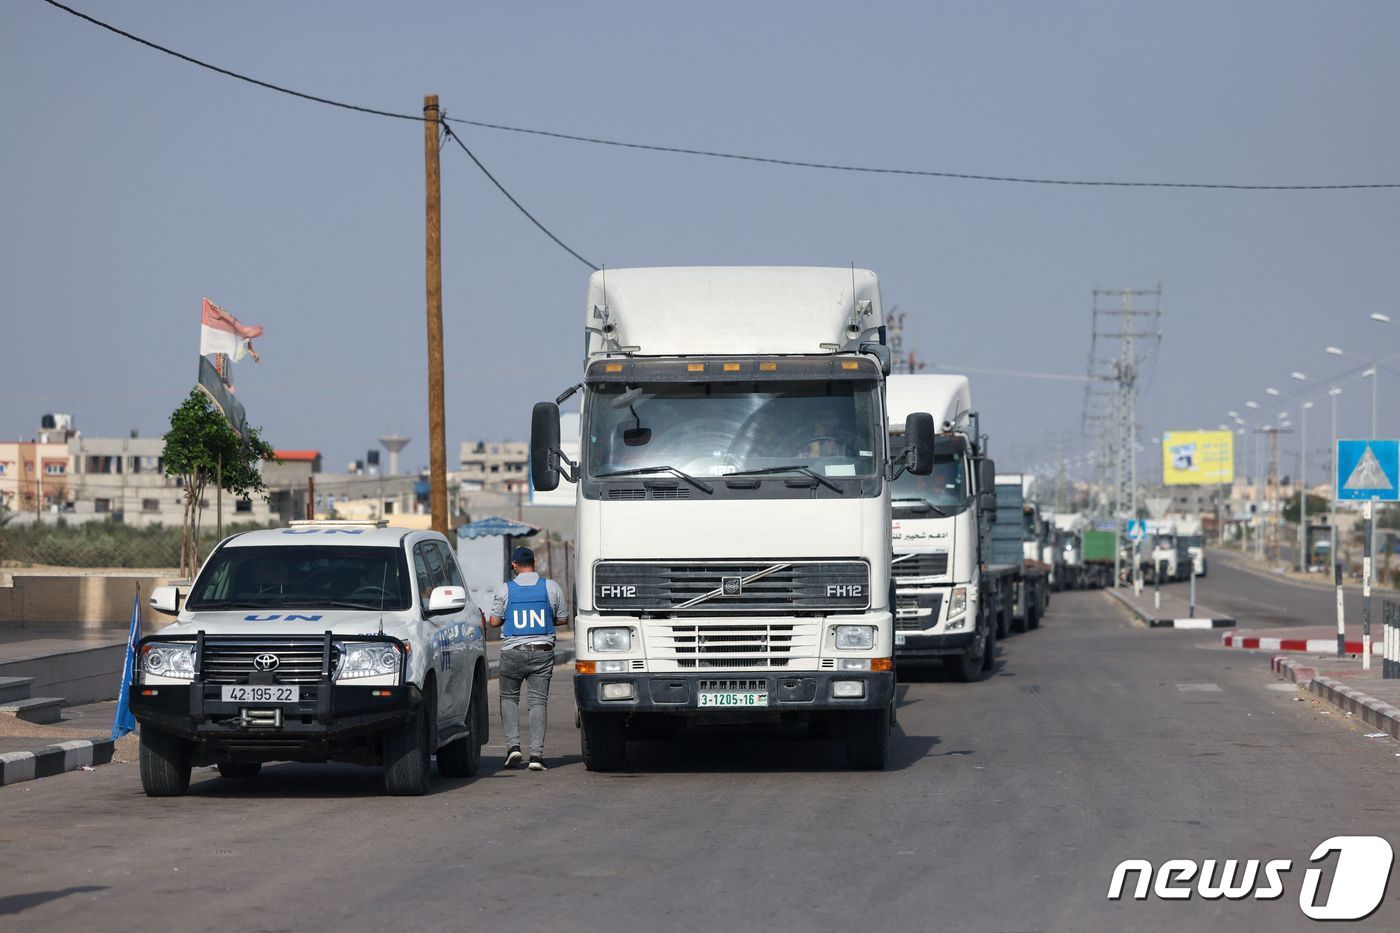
[131,521,489,797]
[884,374,1049,680]
[530,267,937,771]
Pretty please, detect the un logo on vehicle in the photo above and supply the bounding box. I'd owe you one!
[253,654,281,672]
[721,577,742,596]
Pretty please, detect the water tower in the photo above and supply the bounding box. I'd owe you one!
[379,435,410,476]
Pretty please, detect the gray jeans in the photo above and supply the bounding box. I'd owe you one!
[498,647,554,757]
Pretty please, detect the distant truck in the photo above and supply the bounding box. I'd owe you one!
[991,474,1052,633]
[883,374,1050,682]
[1081,528,1118,588]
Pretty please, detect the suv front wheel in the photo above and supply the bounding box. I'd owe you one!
[383,699,432,796]
[139,726,193,797]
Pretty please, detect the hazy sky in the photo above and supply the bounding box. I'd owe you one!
[4,1,1398,483]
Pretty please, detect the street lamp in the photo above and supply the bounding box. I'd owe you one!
[1266,387,1281,397]
[1327,345,1379,435]
[1299,400,1314,572]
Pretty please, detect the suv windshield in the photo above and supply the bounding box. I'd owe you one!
[586,381,882,479]
[186,545,412,612]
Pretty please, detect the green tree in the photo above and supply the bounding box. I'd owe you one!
[163,389,276,577]
[1282,492,1330,525]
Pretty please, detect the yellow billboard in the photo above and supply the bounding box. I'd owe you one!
[1162,430,1235,485]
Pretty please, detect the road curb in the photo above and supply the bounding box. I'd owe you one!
[1105,590,1235,629]
[1224,631,1379,653]
[0,736,115,787]
[1272,655,1400,741]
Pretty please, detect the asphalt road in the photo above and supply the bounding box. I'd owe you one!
[1190,551,1376,629]
[4,582,1400,931]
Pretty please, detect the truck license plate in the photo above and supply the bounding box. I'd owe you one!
[221,685,300,704]
[697,691,768,708]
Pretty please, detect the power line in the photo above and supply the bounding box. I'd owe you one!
[39,0,1400,192]
[442,124,599,271]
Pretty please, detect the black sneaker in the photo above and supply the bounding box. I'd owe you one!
[504,747,523,769]
[528,755,548,771]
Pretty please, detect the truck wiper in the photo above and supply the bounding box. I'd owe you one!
[725,465,842,494]
[892,496,949,517]
[594,465,714,494]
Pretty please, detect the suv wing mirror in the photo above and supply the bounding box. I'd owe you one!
[150,585,182,615]
[426,585,469,617]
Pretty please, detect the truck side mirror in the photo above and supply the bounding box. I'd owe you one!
[531,401,562,492]
[905,413,936,475]
[978,458,997,512]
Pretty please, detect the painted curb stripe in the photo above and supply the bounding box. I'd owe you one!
[0,737,117,787]
[1224,631,1380,653]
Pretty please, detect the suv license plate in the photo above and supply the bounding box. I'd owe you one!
[221,685,300,704]
[697,691,768,708]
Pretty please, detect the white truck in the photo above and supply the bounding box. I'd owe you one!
[886,375,1037,680]
[530,267,936,771]
[131,521,488,797]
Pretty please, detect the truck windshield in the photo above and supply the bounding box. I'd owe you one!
[586,381,881,479]
[185,545,412,612]
[889,437,967,509]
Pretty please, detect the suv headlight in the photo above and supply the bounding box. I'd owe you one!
[834,624,876,651]
[590,627,631,653]
[337,643,402,680]
[141,642,196,680]
[948,586,968,617]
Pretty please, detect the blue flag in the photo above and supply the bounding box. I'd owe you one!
[111,592,141,740]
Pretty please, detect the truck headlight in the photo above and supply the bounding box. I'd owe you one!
[948,586,967,617]
[141,642,195,680]
[834,625,876,650]
[590,627,631,652]
[337,644,401,680]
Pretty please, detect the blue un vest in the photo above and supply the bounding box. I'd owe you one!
[503,578,555,638]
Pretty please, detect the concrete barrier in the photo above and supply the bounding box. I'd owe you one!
[0,572,178,627]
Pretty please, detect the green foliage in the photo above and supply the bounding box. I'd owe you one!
[0,520,270,569]
[163,389,276,500]
[163,389,278,575]
[1282,492,1331,524]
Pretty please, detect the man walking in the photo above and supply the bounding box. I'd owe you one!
[488,546,569,771]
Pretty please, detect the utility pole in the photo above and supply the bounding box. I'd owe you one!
[306,475,315,521]
[423,94,449,537]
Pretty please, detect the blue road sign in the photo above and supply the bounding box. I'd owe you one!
[1336,439,1400,502]
[1125,519,1147,541]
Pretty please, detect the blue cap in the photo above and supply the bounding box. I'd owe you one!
[510,546,535,565]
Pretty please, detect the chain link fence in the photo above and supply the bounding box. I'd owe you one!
[0,520,271,571]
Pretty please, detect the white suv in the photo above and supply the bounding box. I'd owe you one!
[132,521,487,797]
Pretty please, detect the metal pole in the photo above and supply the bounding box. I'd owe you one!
[1332,390,1344,658]
[1364,499,1373,670]
[216,453,223,540]
[1154,560,1161,612]
[1298,404,1306,573]
[1189,560,1197,618]
[423,94,449,537]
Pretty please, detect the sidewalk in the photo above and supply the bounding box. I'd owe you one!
[1271,653,1400,741]
[1,633,576,787]
[1104,584,1235,629]
[1223,625,1381,654]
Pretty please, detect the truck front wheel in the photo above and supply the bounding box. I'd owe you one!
[580,711,628,772]
[944,610,989,683]
[845,705,891,770]
[139,726,192,797]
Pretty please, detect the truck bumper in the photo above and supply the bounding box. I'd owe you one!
[894,630,977,660]
[574,670,895,714]
[130,683,420,762]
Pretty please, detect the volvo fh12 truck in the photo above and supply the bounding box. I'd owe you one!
[530,267,936,771]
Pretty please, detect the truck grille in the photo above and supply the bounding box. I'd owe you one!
[895,593,942,631]
[594,560,869,614]
[200,638,337,685]
[646,620,820,670]
[891,552,948,579]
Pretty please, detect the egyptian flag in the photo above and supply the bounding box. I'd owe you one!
[199,297,263,363]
